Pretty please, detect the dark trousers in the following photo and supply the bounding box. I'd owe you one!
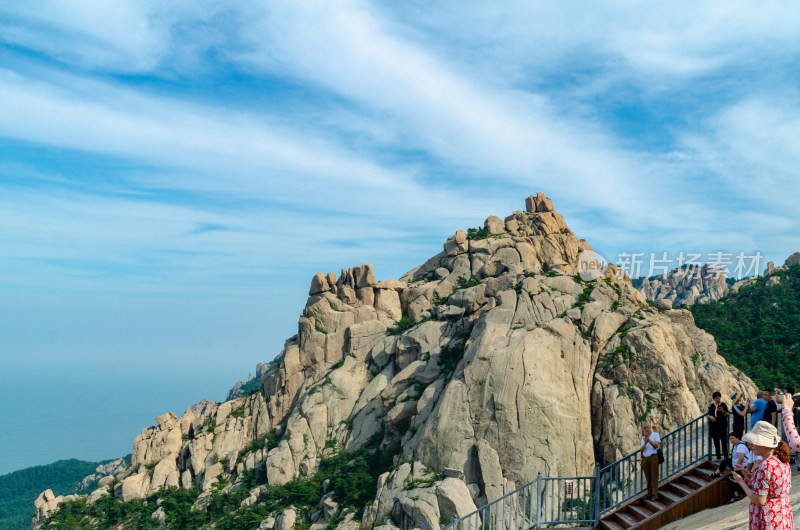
[711,430,729,460]
[732,419,744,440]
[642,455,659,499]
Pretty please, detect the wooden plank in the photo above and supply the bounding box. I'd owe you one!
[600,519,625,530]
[615,511,639,527]
[682,475,708,489]
[641,498,667,513]
[693,467,715,478]
[658,490,682,504]
[627,504,652,521]
[667,482,696,496]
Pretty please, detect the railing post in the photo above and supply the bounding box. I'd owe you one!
[727,410,731,436]
[535,472,541,528]
[593,465,601,526]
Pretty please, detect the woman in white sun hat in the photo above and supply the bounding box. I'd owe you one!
[731,420,793,529]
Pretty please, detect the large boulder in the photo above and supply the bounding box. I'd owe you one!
[436,478,478,522]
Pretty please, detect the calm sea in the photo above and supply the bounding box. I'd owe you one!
[0,363,243,476]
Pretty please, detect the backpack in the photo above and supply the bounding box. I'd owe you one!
[733,442,748,465]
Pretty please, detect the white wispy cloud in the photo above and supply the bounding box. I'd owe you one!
[379,1,800,82]
[235,1,646,203]
[1,0,799,281]
[0,1,165,71]
[0,65,508,221]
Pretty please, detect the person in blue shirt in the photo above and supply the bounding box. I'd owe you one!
[749,390,767,427]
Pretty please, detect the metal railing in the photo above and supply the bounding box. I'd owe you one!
[539,475,595,526]
[441,408,779,529]
[443,474,596,530]
[595,414,708,520]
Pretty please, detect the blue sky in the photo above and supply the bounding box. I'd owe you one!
[1,1,800,473]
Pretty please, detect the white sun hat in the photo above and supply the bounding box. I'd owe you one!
[742,421,780,448]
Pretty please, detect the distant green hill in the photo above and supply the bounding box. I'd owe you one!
[689,264,800,389]
[0,459,100,530]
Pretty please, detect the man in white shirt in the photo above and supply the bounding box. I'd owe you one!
[715,432,749,476]
[731,436,749,469]
[640,422,661,501]
[723,433,749,500]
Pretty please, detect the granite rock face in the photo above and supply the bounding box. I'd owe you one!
[637,264,729,306]
[32,193,756,530]
[75,458,130,492]
[763,251,800,277]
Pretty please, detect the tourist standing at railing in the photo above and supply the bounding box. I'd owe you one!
[764,389,779,427]
[731,421,793,530]
[708,391,730,460]
[640,422,661,502]
[750,391,768,427]
[732,393,748,439]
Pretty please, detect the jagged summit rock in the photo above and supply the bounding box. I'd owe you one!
[636,264,729,306]
[31,193,756,530]
[227,363,271,400]
[764,250,800,277]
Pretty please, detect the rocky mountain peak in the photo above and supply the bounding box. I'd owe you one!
[31,193,756,530]
[636,264,729,307]
[764,250,800,277]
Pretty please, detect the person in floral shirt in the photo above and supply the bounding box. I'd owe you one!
[731,421,793,530]
[780,391,800,454]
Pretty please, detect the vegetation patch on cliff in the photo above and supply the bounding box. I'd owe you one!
[0,460,103,530]
[43,432,401,530]
[690,264,800,388]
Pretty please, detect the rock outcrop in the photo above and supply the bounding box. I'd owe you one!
[32,193,756,530]
[636,264,729,306]
[74,457,130,492]
[32,490,81,524]
[227,362,272,400]
[764,251,800,277]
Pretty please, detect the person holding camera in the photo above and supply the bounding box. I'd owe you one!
[640,422,661,501]
[712,432,749,501]
[731,421,793,529]
[708,391,730,460]
[731,393,747,439]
